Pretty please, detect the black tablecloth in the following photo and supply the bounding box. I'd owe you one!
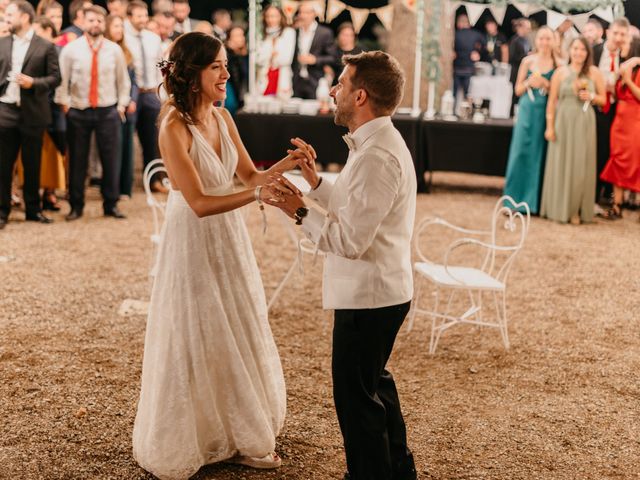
[234,111,427,191]
[422,118,514,181]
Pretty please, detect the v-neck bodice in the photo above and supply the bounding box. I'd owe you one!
[184,108,238,194]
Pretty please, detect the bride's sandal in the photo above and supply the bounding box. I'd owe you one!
[600,203,623,220]
[226,451,282,469]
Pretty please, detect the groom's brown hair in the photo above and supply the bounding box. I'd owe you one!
[342,51,405,116]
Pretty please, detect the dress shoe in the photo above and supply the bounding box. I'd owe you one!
[66,209,83,221]
[104,207,126,219]
[26,212,53,224]
[0,217,7,230]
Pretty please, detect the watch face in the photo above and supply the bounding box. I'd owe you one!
[296,207,308,218]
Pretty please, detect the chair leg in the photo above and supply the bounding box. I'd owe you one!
[493,291,509,349]
[429,288,441,354]
[267,259,298,311]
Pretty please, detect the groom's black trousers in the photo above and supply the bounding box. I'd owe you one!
[332,301,416,480]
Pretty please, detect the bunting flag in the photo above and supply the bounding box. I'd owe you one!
[593,6,614,23]
[309,0,326,22]
[373,4,394,31]
[570,12,591,32]
[546,10,568,30]
[348,6,370,34]
[512,2,534,16]
[404,0,417,12]
[326,0,347,23]
[463,2,486,26]
[489,4,507,25]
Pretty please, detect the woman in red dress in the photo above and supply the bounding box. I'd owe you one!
[600,46,640,220]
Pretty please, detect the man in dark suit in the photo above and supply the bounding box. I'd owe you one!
[592,17,632,204]
[0,0,60,229]
[292,2,334,99]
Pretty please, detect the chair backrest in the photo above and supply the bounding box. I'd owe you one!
[143,159,164,190]
[481,195,530,284]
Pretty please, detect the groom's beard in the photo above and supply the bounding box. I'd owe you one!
[334,104,354,128]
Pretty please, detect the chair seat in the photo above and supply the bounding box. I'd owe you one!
[414,262,504,291]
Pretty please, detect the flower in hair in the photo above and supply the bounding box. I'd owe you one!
[157,59,175,79]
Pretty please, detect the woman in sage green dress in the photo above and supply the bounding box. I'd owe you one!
[541,37,606,224]
[503,26,557,214]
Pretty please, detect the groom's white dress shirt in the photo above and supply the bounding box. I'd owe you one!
[301,116,417,310]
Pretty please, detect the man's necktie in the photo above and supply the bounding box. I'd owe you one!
[88,38,103,108]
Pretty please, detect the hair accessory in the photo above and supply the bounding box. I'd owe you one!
[157,59,175,79]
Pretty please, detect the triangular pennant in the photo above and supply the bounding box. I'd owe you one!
[404,0,417,13]
[308,0,326,22]
[281,0,299,24]
[348,7,370,34]
[326,0,347,23]
[489,4,507,25]
[512,2,532,17]
[593,6,613,23]
[546,10,568,31]
[463,2,486,26]
[373,4,394,31]
[571,12,592,32]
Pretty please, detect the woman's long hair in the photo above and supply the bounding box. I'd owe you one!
[568,36,593,78]
[161,32,223,125]
[105,15,133,66]
[261,5,287,40]
[533,26,561,69]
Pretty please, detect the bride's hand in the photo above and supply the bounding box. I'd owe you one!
[289,138,320,189]
[260,173,302,207]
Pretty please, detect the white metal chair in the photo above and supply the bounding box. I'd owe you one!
[408,195,530,354]
[143,160,170,275]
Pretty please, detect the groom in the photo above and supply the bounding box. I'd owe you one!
[274,51,417,480]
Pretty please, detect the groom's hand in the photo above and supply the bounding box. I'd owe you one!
[265,173,306,218]
[288,138,320,190]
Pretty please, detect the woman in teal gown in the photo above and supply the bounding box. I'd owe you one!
[503,27,557,214]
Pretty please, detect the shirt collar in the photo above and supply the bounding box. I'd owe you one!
[349,116,392,151]
[13,28,34,42]
[302,21,318,35]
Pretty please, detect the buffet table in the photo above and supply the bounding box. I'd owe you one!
[235,111,515,192]
[235,111,427,191]
[422,118,514,187]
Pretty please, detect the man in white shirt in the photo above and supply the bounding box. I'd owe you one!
[125,0,164,192]
[273,51,417,480]
[0,0,60,228]
[172,0,195,36]
[56,5,130,220]
[211,8,231,42]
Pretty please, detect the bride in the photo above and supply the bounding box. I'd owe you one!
[132,32,310,480]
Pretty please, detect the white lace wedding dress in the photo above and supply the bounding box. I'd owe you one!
[132,108,286,480]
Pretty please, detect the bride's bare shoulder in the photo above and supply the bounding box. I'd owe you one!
[160,108,190,139]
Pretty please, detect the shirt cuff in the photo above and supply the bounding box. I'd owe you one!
[301,207,326,244]
[307,176,332,206]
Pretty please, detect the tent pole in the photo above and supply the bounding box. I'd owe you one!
[248,0,257,96]
[412,0,425,116]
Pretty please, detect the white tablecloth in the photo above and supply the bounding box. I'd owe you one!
[469,76,513,119]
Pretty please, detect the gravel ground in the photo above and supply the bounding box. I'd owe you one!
[1,173,639,480]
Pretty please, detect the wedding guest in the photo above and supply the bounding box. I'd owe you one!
[541,37,606,224]
[276,51,418,480]
[34,15,65,211]
[172,0,194,35]
[225,25,248,114]
[504,26,557,215]
[509,19,532,94]
[57,0,92,47]
[256,4,295,97]
[151,0,171,15]
[482,18,508,64]
[599,47,640,219]
[211,8,231,42]
[41,1,62,40]
[0,0,60,229]
[292,2,334,99]
[132,32,306,478]
[145,17,159,36]
[328,22,364,84]
[193,20,213,35]
[555,19,579,60]
[453,13,484,101]
[593,17,631,204]
[105,13,138,199]
[125,0,164,192]
[155,10,176,54]
[56,5,131,220]
[583,18,604,47]
[106,0,127,18]
[0,0,8,14]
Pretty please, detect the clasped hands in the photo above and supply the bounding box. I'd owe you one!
[259,138,320,221]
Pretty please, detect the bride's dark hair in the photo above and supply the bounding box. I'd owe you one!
[160,32,223,125]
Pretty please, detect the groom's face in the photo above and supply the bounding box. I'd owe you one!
[331,65,356,128]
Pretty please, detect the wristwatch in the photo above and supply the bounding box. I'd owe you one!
[294,207,308,225]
